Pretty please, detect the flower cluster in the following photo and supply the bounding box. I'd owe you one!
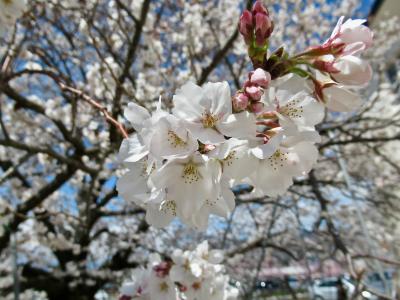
[117,1,373,229]
[119,241,238,300]
[0,0,26,37]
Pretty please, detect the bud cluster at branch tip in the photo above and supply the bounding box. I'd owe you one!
[239,0,274,67]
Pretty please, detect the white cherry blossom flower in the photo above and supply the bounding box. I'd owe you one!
[172,81,256,144]
[149,153,222,228]
[118,141,172,227]
[170,249,202,287]
[263,88,324,129]
[182,179,235,229]
[149,114,198,160]
[332,55,372,86]
[119,134,149,164]
[180,199,229,230]
[124,101,197,161]
[326,17,373,56]
[120,269,150,299]
[208,138,257,183]
[117,161,151,206]
[148,273,177,300]
[250,132,319,197]
[249,127,284,160]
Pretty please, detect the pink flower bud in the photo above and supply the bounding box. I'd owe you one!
[251,102,264,113]
[239,10,253,45]
[252,1,273,47]
[255,13,272,46]
[250,68,271,88]
[233,93,249,111]
[252,0,269,15]
[243,79,252,88]
[246,86,263,101]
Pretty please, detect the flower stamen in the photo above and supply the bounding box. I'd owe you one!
[279,99,304,118]
[268,149,288,170]
[202,112,218,128]
[182,162,202,184]
[167,130,187,148]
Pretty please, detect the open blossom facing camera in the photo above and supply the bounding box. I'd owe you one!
[119,242,239,300]
[117,0,373,230]
[172,81,256,144]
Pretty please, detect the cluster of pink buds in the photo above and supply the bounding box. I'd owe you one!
[239,0,274,47]
[233,68,271,113]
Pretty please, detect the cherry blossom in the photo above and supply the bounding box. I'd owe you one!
[326,17,373,56]
[149,153,223,229]
[250,137,319,197]
[119,242,238,300]
[332,55,372,86]
[172,81,256,144]
[263,77,325,129]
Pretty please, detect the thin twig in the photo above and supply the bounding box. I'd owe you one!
[59,83,129,139]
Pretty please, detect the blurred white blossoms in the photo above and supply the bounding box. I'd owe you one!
[0,0,26,37]
[119,241,239,300]
[117,1,373,230]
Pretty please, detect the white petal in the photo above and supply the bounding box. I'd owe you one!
[287,142,319,176]
[323,85,362,112]
[333,56,372,86]
[202,81,232,116]
[183,208,210,230]
[150,117,198,159]
[119,135,149,163]
[145,202,175,228]
[212,140,257,182]
[251,131,283,159]
[124,102,151,131]
[218,111,257,139]
[117,167,150,205]
[186,122,226,144]
[253,165,294,197]
[208,138,247,160]
[282,128,321,147]
[172,81,204,121]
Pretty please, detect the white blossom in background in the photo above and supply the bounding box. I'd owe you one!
[119,241,239,300]
[0,0,26,37]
